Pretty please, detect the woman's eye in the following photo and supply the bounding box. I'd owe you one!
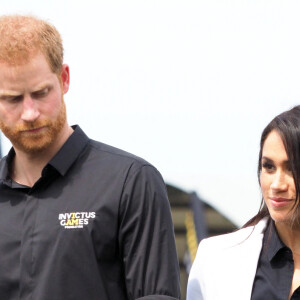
[262,162,275,172]
[286,163,292,173]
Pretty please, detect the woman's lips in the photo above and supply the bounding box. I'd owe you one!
[269,197,293,207]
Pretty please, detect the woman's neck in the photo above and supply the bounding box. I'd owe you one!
[275,220,300,254]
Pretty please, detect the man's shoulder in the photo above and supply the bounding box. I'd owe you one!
[88,139,148,163]
[70,125,151,167]
[86,139,157,175]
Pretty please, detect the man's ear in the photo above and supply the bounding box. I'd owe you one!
[60,64,70,94]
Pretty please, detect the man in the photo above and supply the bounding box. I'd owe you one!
[0,15,180,300]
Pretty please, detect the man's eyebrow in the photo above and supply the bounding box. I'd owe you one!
[32,83,52,92]
[0,84,52,99]
[0,90,21,99]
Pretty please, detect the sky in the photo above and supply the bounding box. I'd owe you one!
[1,0,300,226]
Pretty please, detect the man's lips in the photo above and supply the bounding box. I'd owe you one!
[269,197,293,207]
[21,126,46,134]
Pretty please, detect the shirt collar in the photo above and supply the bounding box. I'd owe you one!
[0,125,89,182]
[264,219,288,262]
[0,147,17,185]
[47,125,89,176]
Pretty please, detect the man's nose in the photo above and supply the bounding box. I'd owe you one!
[21,96,40,122]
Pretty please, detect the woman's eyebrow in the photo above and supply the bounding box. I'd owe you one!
[261,156,273,162]
[262,156,290,164]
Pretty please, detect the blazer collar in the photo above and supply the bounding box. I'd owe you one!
[226,217,268,300]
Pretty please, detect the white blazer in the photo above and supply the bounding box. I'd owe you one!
[187,218,268,300]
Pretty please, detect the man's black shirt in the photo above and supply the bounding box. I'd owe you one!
[0,125,180,300]
[251,220,300,300]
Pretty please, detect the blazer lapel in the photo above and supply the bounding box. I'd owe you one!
[223,219,267,300]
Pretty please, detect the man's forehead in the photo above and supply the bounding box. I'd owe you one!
[0,58,55,95]
[0,50,47,69]
[0,53,53,76]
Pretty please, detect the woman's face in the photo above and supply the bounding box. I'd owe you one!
[260,130,297,224]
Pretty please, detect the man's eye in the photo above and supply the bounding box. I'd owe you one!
[7,95,22,102]
[32,88,49,98]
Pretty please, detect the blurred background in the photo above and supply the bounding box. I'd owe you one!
[1,1,300,298]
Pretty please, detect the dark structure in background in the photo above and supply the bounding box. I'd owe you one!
[167,184,237,300]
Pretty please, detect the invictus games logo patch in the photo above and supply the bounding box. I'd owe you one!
[58,212,96,229]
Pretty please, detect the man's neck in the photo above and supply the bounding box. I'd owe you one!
[11,125,73,187]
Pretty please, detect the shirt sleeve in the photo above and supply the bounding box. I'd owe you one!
[119,164,181,300]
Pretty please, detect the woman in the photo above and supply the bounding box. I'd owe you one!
[187,106,300,300]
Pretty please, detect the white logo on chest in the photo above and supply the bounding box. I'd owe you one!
[58,212,96,229]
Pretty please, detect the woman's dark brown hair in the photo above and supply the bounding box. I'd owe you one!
[244,105,300,227]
